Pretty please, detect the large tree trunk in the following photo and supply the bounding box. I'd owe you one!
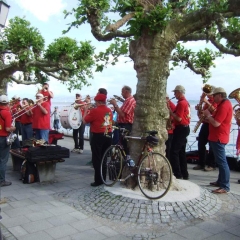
[123,30,181,190]
[0,79,8,95]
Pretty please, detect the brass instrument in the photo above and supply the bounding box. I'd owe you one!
[113,95,124,103]
[228,88,240,126]
[73,102,92,110]
[193,84,214,133]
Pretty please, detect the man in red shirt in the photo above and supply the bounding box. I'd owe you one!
[39,83,54,105]
[169,85,190,180]
[0,95,16,186]
[20,98,33,141]
[203,87,233,194]
[31,93,50,142]
[83,93,113,187]
[193,93,218,171]
[109,86,136,157]
[166,94,176,161]
[10,95,21,149]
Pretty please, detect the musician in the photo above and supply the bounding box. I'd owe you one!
[20,98,33,141]
[31,93,50,142]
[71,93,86,153]
[39,82,54,105]
[0,95,16,187]
[83,93,113,187]
[169,85,190,180]
[193,93,217,171]
[10,95,21,149]
[109,85,136,158]
[166,94,176,161]
[203,87,233,194]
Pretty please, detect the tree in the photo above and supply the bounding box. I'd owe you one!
[0,16,95,95]
[65,0,240,187]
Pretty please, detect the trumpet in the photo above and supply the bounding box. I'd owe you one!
[113,95,124,103]
[73,102,92,110]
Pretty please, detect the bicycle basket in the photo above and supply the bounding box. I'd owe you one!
[146,135,159,146]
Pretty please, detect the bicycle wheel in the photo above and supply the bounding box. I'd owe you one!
[137,152,172,199]
[100,145,123,186]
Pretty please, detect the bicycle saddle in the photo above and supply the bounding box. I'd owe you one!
[146,130,158,136]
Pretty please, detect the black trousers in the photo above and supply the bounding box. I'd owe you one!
[170,125,190,179]
[165,134,173,161]
[91,132,112,184]
[73,122,85,149]
[118,123,132,155]
[198,123,215,167]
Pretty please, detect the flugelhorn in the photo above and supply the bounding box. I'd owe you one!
[228,88,240,126]
[73,102,92,110]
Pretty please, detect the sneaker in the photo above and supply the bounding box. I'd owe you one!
[204,166,216,171]
[78,149,83,154]
[71,148,79,153]
[1,181,12,187]
[193,165,204,170]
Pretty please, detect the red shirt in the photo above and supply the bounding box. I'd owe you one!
[11,101,21,121]
[20,106,33,124]
[167,100,176,134]
[118,96,136,124]
[208,99,233,144]
[32,102,50,129]
[84,105,113,133]
[0,106,12,136]
[75,99,85,116]
[40,90,53,105]
[173,96,190,126]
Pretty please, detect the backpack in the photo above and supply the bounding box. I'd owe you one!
[21,160,38,184]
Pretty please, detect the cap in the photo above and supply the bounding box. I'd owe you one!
[94,93,107,102]
[0,95,9,103]
[166,93,169,98]
[172,85,185,92]
[213,87,226,95]
[12,95,20,99]
[76,93,80,96]
[43,82,49,86]
[36,93,44,98]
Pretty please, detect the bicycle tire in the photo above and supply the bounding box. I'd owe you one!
[137,152,172,199]
[100,145,123,186]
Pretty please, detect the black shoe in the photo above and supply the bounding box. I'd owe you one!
[90,182,102,187]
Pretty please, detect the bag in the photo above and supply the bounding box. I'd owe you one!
[21,160,38,184]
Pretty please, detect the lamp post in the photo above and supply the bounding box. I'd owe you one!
[0,0,10,28]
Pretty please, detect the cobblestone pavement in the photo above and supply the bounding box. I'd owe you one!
[53,185,240,239]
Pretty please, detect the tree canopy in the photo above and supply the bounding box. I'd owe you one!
[64,0,240,82]
[0,16,95,94]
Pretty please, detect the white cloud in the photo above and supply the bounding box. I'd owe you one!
[13,0,66,21]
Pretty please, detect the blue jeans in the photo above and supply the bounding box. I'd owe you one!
[35,129,49,143]
[21,124,33,141]
[0,137,10,182]
[210,141,230,191]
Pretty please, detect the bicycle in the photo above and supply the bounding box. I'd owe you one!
[100,128,172,200]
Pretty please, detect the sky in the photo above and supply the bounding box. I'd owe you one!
[5,0,240,102]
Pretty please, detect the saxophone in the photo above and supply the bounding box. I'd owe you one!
[193,84,214,133]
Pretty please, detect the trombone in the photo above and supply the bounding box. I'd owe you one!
[11,97,48,119]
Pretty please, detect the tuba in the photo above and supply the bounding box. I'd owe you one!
[193,84,214,133]
[228,88,240,126]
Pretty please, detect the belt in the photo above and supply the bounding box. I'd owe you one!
[22,123,32,126]
[175,125,189,128]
